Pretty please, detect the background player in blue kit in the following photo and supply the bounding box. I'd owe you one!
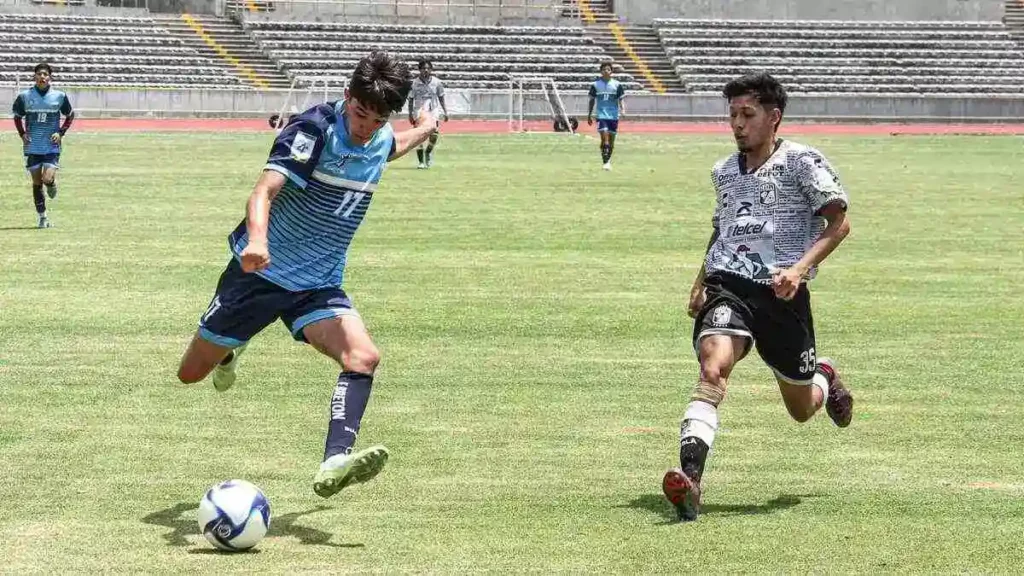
[587,61,625,171]
[175,51,438,499]
[12,62,74,228]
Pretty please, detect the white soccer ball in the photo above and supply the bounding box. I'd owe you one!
[197,479,271,552]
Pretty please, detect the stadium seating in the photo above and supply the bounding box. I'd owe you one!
[0,12,246,88]
[654,19,1024,95]
[245,20,644,90]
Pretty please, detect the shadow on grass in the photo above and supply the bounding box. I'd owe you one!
[620,493,819,525]
[142,502,364,549]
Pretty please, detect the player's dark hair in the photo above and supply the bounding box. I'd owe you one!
[349,51,412,115]
[34,62,52,75]
[600,61,613,73]
[723,72,788,129]
[418,60,432,71]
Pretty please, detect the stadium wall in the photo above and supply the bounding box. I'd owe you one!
[611,0,1005,24]
[14,86,1024,123]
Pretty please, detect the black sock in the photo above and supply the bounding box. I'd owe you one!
[679,437,710,482]
[32,184,45,214]
[416,149,424,163]
[426,144,434,158]
[324,371,374,460]
[607,144,615,160]
[600,144,611,163]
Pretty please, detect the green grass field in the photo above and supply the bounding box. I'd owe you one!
[1,130,1023,573]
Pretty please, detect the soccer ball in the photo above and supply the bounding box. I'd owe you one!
[197,479,271,552]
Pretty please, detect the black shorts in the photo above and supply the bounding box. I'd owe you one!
[197,258,357,348]
[693,272,817,384]
[26,153,60,171]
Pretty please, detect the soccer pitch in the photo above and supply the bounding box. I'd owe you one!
[1,130,1022,573]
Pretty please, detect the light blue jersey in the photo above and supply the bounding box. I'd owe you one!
[229,101,396,292]
[12,86,72,155]
[589,78,625,121]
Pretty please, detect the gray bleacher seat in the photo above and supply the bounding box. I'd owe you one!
[653,18,1024,95]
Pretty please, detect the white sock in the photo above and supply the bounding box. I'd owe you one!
[812,372,830,407]
[680,400,718,448]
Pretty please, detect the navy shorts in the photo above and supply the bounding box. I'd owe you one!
[198,258,358,348]
[26,153,59,171]
[597,119,619,134]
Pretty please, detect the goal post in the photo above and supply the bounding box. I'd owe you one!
[270,75,348,132]
[507,75,578,134]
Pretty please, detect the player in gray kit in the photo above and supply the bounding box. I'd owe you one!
[662,72,855,522]
[408,60,448,169]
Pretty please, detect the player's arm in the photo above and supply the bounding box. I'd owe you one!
[617,84,626,117]
[407,95,416,125]
[53,94,75,144]
[12,94,28,145]
[688,228,719,318]
[242,114,326,272]
[587,84,596,125]
[390,109,437,161]
[437,82,448,121]
[772,153,852,300]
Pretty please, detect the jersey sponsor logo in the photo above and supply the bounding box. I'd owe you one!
[725,220,768,238]
[290,131,316,163]
[736,201,753,217]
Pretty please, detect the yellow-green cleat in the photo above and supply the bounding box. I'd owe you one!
[313,445,390,498]
[212,343,247,392]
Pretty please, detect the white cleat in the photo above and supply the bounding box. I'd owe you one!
[313,445,390,498]
[603,162,612,171]
[212,342,247,392]
[417,162,426,169]
[37,215,52,228]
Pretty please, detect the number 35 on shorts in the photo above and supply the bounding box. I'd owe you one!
[799,347,816,374]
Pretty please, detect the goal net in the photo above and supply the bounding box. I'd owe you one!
[507,75,577,134]
[270,75,348,132]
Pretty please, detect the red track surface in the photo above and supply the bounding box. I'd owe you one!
[74,117,1024,135]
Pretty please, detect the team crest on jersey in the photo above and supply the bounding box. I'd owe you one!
[290,132,316,163]
[712,305,732,327]
[758,182,778,206]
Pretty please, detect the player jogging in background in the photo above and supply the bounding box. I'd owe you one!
[12,62,74,228]
[587,61,625,171]
[662,72,854,522]
[408,60,448,169]
[175,51,438,499]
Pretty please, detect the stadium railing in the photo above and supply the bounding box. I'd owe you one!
[230,0,577,25]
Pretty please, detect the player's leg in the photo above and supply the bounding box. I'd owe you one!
[40,159,58,200]
[606,126,618,165]
[664,279,754,521]
[598,122,612,168]
[176,259,280,389]
[27,159,49,228]
[282,296,387,498]
[753,285,854,426]
[425,131,439,167]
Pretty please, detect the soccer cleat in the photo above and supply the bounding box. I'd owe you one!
[662,467,702,522]
[45,183,57,200]
[313,445,389,498]
[426,154,434,168]
[603,162,612,171]
[818,357,853,428]
[212,343,247,392]
[37,215,51,228]
[417,162,426,169]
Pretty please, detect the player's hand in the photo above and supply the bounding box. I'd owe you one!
[21,134,30,146]
[408,115,417,127]
[240,242,271,273]
[587,116,594,126]
[51,133,61,145]
[442,113,449,123]
[687,283,706,319]
[771,267,804,301]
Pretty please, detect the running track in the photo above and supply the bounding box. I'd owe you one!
[74,118,1024,135]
